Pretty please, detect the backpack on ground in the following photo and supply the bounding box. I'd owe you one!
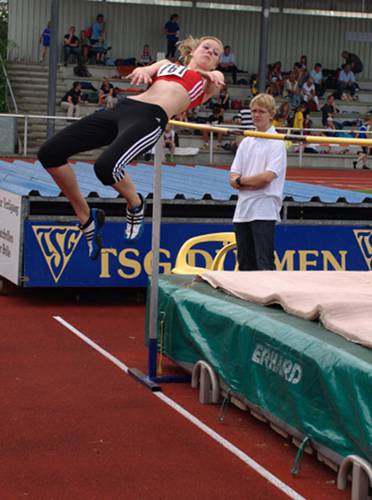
[73,64,91,78]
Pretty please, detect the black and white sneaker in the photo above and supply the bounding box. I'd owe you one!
[80,208,105,260]
[125,194,145,241]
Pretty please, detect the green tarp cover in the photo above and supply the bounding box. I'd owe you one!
[153,275,372,463]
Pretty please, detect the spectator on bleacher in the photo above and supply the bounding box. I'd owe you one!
[337,64,358,99]
[99,78,117,109]
[217,85,230,110]
[342,50,363,75]
[238,104,254,130]
[39,21,51,63]
[267,61,283,96]
[164,13,180,59]
[302,76,320,111]
[80,30,91,63]
[353,114,372,169]
[272,102,290,131]
[283,72,301,109]
[63,26,81,66]
[229,93,286,271]
[292,62,308,88]
[310,63,325,97]
[61,81,83,117]
[91,14,105,45]
[163,123,176,160]
[218,45,238,84]
[201,105,225,150]
[138,44,153,67]
[299,55,308,71]
[293,102,307,131]
[321,94,339,127]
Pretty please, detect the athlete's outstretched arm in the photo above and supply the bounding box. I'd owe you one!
[127,60,171,85]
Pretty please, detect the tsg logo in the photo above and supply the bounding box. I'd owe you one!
[354,229,372,270]
[33,226,82,283]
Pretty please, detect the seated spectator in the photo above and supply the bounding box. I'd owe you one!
[299,55,308,71]
[99,78,117,109]
[310,63,325,97]
[218,45,238,84]
[137,44,153,66]
[201,105,225,150]
[342,50,363,75]
[238,104,254,130]
[337,64,358,98]
[283,72,301,109]
[292,61,308,87]
[267,61,284,96]
[216,85,230,110]
[321,95,339,127]
[61,81,83,117]
[302,76,320,111]
[63,26,81,66]
[92,37,111,65]
[273,102,290,131]
[163,123,176,160]
[80,29,91,63]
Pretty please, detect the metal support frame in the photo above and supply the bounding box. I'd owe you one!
[128,137,191,390]
[191,360,220,404]
[337,455,372,500]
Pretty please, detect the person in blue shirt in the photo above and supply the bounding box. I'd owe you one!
[39,21,51,63]
[164,13,179,59]
[91,14,105,45]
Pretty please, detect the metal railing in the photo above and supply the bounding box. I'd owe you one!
[0,112,371,165]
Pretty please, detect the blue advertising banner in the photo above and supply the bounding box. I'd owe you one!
[23,221,372,287]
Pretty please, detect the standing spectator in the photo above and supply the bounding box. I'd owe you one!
[39,21,51,63]
[310,63,325,97]
[337,64,358,98]
[283,72,301,109]
[302,76,320,111]
[63,26,81,66]
[342,50,363,75]
[99,78,117,109]
[61,82,83,118]
[164,13,180,59]
[293,102,307,130]
[91,14,105,45]
[229,93,286,271]
[218,45,238,84]
[138,44,153,66]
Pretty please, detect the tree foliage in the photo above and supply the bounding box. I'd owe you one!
[0,1,9,112]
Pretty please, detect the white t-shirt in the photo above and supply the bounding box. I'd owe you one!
[230,126,287,222]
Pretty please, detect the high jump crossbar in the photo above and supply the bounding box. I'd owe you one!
[128,119,372,391]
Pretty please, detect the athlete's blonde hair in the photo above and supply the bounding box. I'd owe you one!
[177,35,223,65]
[250,93,276,116]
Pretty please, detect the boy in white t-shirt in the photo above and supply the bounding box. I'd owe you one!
[229,93,287,270]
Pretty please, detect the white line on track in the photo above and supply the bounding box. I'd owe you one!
[53,315,306,500]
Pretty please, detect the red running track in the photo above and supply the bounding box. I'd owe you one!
[0,283,350,500]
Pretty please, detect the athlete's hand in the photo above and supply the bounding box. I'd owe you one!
[127,67,153,86]
[202,70,225,87]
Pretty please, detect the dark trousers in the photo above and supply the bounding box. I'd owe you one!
[218,65,238,84]
[166,39,177,58]
[234,220,276,271]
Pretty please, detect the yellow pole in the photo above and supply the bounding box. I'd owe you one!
[169,119,372,147]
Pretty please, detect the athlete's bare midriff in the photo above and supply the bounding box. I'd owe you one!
[127,80,196,118]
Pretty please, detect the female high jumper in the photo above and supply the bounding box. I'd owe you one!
[38,36,225,259]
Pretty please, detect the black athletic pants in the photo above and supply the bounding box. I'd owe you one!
[38,99,168,185]
[234,220,276,271]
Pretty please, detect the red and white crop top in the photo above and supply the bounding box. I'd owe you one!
[152,63,206,109]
